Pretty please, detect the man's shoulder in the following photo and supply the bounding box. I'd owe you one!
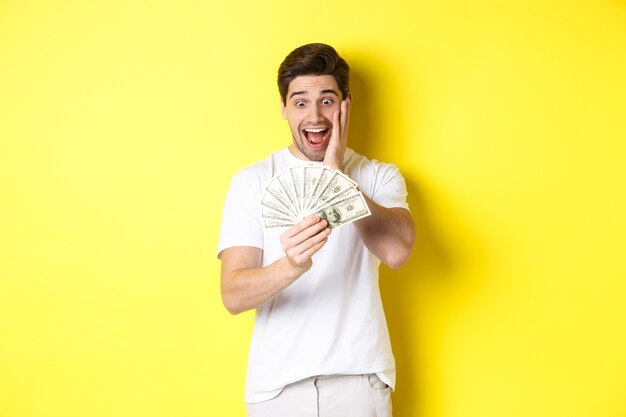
[344,148,403,177]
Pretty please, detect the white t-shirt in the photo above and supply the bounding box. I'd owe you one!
[217,148,409,404]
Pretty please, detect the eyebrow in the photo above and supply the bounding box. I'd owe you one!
[288,89,340,100]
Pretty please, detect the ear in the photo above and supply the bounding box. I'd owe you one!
[347,91,353,102]
[280,98,287,120]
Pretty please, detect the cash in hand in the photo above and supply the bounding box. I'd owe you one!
[261,166,371,229]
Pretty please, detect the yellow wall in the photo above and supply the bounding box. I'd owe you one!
[1,1,625,416]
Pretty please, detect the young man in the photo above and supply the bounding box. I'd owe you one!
[217,43,415,417]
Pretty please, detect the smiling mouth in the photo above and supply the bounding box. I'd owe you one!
[303,127,330,146]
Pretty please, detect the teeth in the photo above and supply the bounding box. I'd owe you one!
[304,128,326,133]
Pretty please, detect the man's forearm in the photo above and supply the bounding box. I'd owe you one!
[355,195,415,269]
[221,255,304,315]
[220,217,330,315]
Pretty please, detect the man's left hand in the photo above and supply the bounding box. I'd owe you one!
[323,94,351,172]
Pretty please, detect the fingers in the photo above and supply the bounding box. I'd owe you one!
[286,227,330,265]
[282,215,326,239]
[333,98,350,145]
[280,216,331,267]
[341,98,351,141]
[331,108,340,144]
[324,98,351,171]
[298,235,329,260]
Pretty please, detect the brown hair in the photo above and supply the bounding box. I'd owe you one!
[277,43,350,105]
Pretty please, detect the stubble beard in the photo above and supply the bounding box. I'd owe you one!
[292,133,326,162]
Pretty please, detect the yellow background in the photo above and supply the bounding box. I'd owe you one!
[1,0,625,416]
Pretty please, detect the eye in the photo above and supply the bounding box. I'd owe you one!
[321,98,333,105]
[295,101,305,108]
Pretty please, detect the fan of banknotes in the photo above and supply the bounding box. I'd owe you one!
[261,165,371,229]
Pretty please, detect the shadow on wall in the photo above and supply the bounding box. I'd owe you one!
[349,52,496,415]
[380,179,454,417]
[346,62,377,160]
[350,61,455,417]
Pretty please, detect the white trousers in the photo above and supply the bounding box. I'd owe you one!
[246,374,392,417]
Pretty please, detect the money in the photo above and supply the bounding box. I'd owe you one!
[261,166,371,229]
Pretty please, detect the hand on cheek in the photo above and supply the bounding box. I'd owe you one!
[323,96,351,172]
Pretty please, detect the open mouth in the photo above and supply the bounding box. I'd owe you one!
[302,127,331,147]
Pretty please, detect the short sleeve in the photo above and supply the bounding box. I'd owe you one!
[216,171,264,259]
[368,163,410,210]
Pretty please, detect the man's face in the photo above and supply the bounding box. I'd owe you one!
[281,75,342,162]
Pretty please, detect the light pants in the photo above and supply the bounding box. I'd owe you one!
[246,374,392,417]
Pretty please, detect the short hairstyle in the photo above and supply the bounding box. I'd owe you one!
[278,43,350,105]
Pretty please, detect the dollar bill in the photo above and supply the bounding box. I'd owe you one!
[266,175,298,216]
[264,218,296,228]
[304,167,335,211]
[261,165,369,229]
[308,171,356,211]
[289,166,305,214]
[312,191,371,229]
[302,166,324,212]
[261,203,297,223]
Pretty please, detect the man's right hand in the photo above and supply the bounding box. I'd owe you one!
[280,216,331,275]
[220,216,330,315]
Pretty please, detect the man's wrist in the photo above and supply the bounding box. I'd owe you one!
[278,256,310,282]
[327,159,344,173]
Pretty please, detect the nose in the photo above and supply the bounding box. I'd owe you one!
[307,103,325,123]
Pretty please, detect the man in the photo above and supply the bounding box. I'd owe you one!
[217,43,415,417]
